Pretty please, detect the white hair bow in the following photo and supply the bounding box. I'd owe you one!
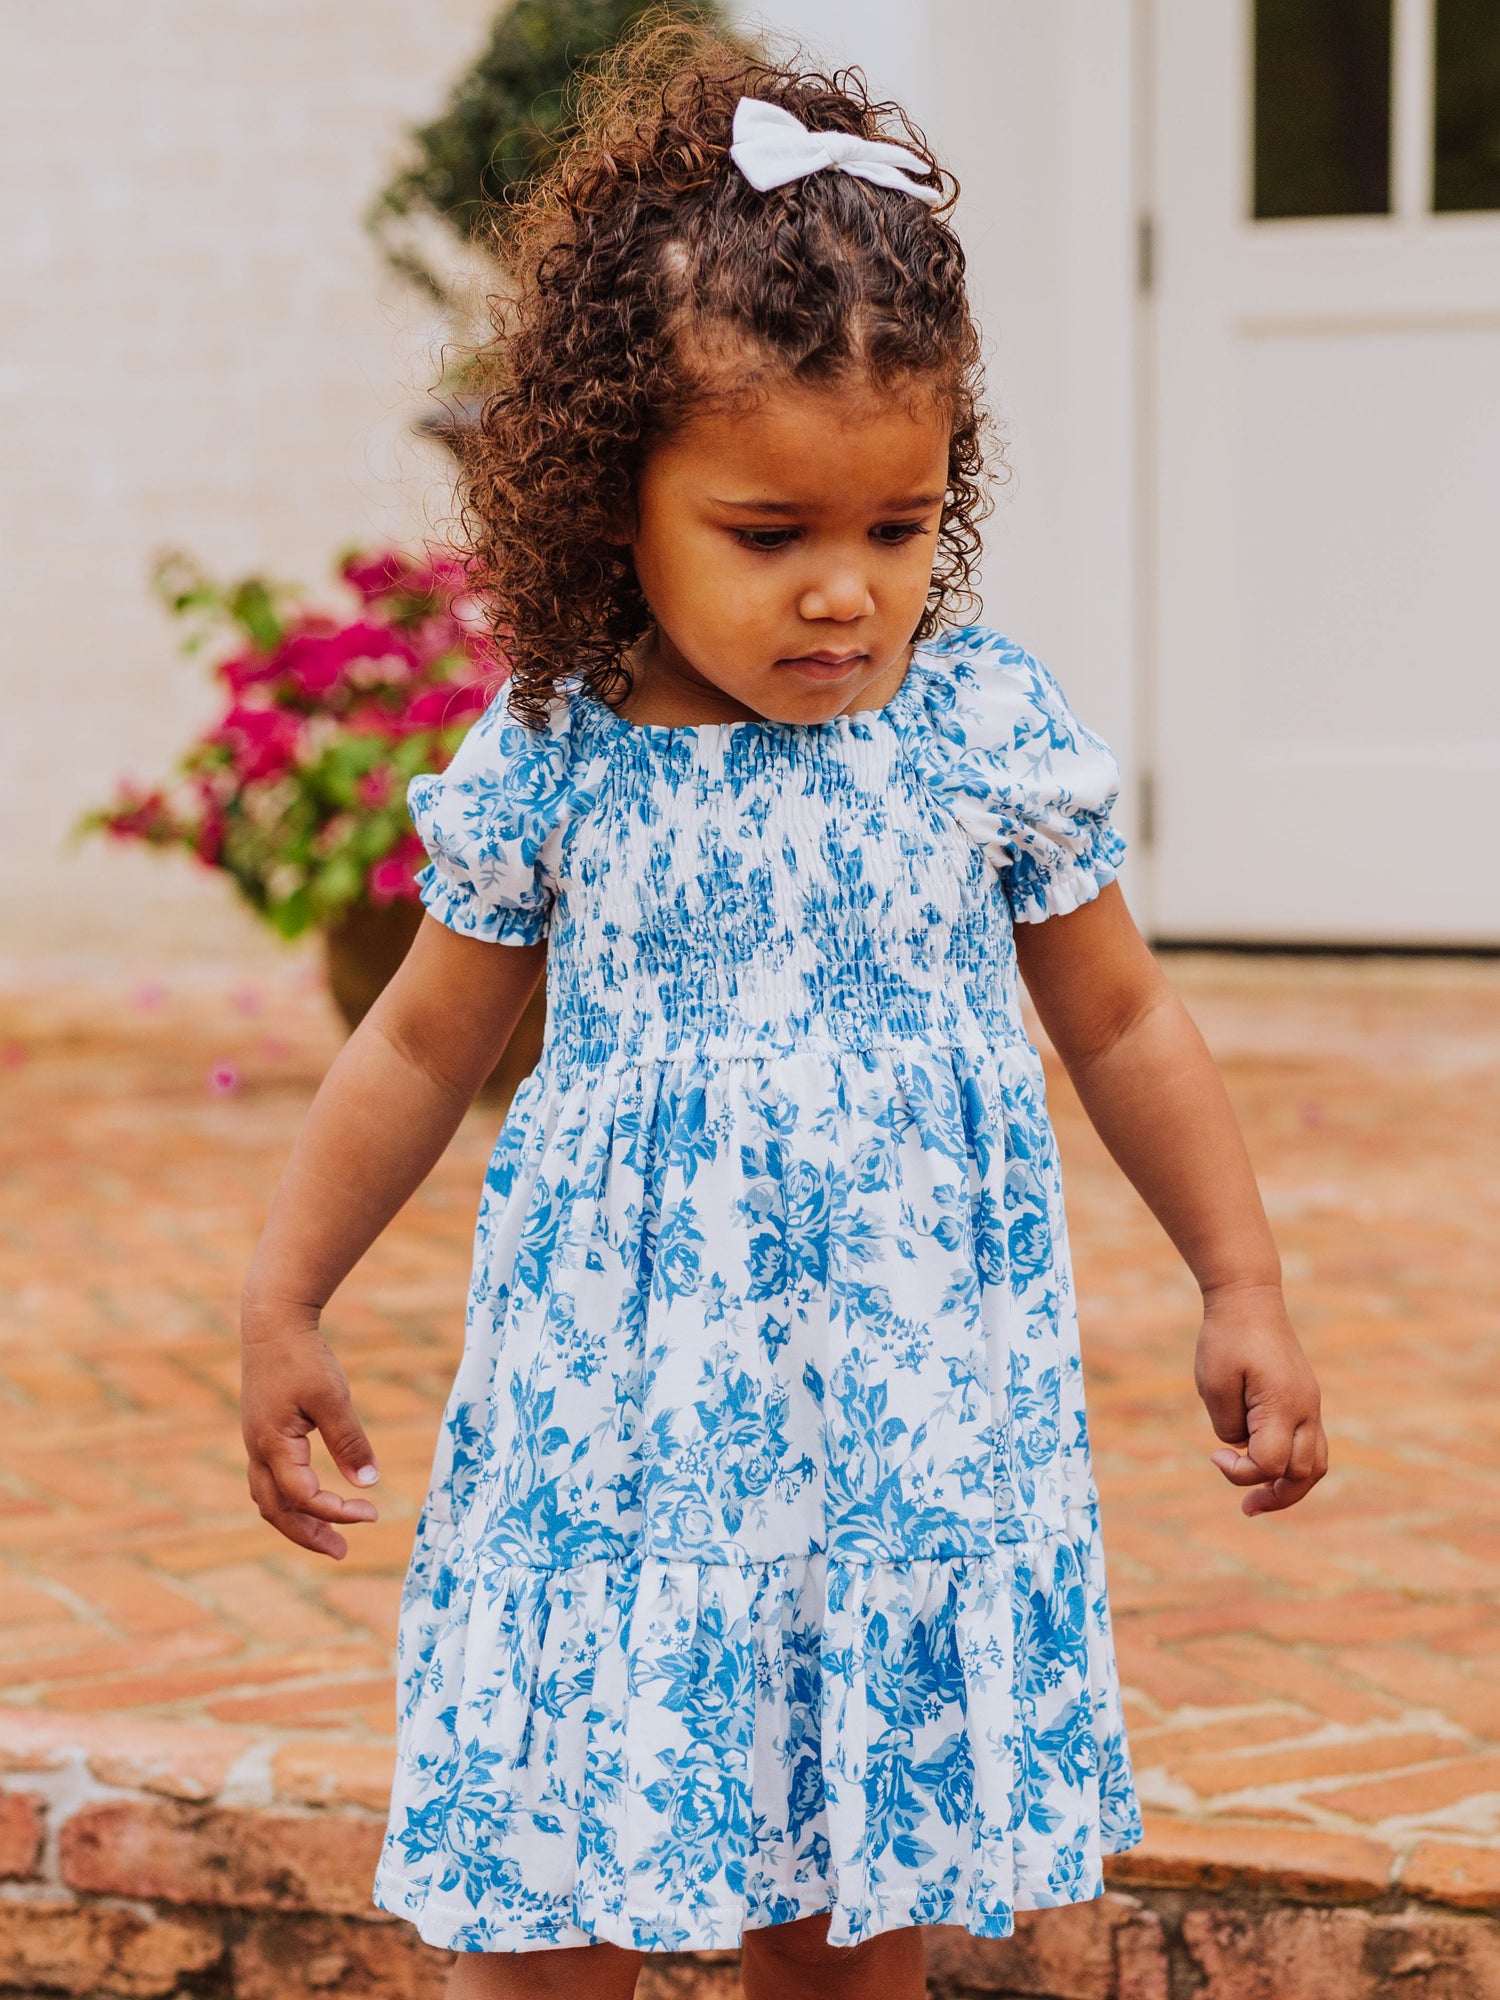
[729,97,942,207]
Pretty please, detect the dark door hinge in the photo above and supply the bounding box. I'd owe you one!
[1138,769,1157,848]
[1136,212,1155,297]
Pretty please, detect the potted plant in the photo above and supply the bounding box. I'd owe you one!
[83,549,545,1097]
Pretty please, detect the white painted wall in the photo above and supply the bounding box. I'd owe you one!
[1,0,498,958]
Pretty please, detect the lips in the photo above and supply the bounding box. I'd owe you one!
[779,651,866,674]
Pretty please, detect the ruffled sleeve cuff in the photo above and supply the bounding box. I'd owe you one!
[406,685,579,946]
[907,629,1127,924]
[412,856,551,945]
[1004,818,1126,924]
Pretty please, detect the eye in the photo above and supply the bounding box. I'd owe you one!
[871,521,930,546]
[731,528,800,553]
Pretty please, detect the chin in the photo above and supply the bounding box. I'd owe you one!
[766,666,871,718]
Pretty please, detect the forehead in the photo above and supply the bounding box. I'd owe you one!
[652,377,951,500]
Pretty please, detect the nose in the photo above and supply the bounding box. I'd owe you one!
[798,569,875,625]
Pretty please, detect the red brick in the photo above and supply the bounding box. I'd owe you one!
[274,1739,396,1813]
[0,1580,69,1625]
[1111,1634,1248,1713]
[1115,1911,1171,2000]
[1172,1730,1464,1799]
[1335,1646,1500,1740]
[1402,1841,1500,1911]
[231,1914,449,2000]
[922,1896,1166,1999]
[0,1789,45,1878]
[0,1896,224,1997]
[0,1625,238,1691]
[1183,1903,1500,2000]
[636,1963,742,2000]
[0,1618,95,1665]
[1314,1753,1500,1825]
[321,1572,403,1640]
[1244,1593,1489,1650]
[59,1799,386,1915]
[1127,1710,1325,1769]
[38,1641,389,1712]
[1105,1815,1394,1902]
[150,1525,309,1573]
[47,1558,213,1638]
[1181,1637,1402,1726]
[207,1674,396,1725]
[194,1562,348,1645]
[0,1708,254,1800]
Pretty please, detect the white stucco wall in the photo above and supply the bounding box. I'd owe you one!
[1,0,497,958]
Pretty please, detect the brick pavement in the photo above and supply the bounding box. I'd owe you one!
[2,950,1499,1996]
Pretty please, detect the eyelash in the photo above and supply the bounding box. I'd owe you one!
[731,523,930,554]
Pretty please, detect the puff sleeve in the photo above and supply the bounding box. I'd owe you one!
[911,629,1126,922]
[406,685,581,944]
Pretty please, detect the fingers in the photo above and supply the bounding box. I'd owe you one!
[243,1364,380,1557]
[304,1370,380,1491]
[1211,1412,1329,1515]
[323,1413,381,1493]
[1197,1378,1251,1452]
[246,1462,352,1561]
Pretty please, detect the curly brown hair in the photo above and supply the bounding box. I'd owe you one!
[462,15,993,728]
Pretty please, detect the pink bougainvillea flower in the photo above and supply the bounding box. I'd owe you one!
[342,550,424,600]
[278,621,417,701]
[213,703,303,782]
[100,785,174,842]
[367,832,427,906]
[219,647,288,694]
[356,766,394,810]
[195,806,226,865]
[341,700,404,742]
[394,679,493,735]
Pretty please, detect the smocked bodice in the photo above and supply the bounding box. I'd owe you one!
[545,699,1025,1074]
[409,629,1125,1079]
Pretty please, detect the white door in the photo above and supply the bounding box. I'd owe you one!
[1151,0,1500,944]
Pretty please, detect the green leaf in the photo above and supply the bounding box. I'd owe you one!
[227,577,286,653]
[312,854,365,910]
[367,0,731,300]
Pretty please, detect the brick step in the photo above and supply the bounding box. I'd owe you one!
[5,1714,1500,1999]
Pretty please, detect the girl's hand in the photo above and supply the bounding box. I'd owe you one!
[237,924,546,1560]
[242,1311,380,1560]
[1194,1282,1328,1516]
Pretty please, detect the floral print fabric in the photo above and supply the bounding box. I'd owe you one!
[373,628,1142,1953]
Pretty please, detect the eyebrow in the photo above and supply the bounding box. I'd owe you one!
[708,494,945,513]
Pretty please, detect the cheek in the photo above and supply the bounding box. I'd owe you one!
[640,531,782,634]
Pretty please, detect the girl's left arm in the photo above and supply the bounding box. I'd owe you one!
[1013,882,1327,1515]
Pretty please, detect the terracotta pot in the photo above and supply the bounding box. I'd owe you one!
[322,902,546,1105]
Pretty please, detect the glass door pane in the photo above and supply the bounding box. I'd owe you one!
[1254,0,1394,217]
[1434,0,1500,209]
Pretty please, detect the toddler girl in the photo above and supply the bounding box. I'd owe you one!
[241,27,1326,1999]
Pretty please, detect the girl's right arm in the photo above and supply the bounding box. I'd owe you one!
[240,917,546,1558]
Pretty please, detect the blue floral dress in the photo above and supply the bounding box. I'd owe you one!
[373,627,1142,1954]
